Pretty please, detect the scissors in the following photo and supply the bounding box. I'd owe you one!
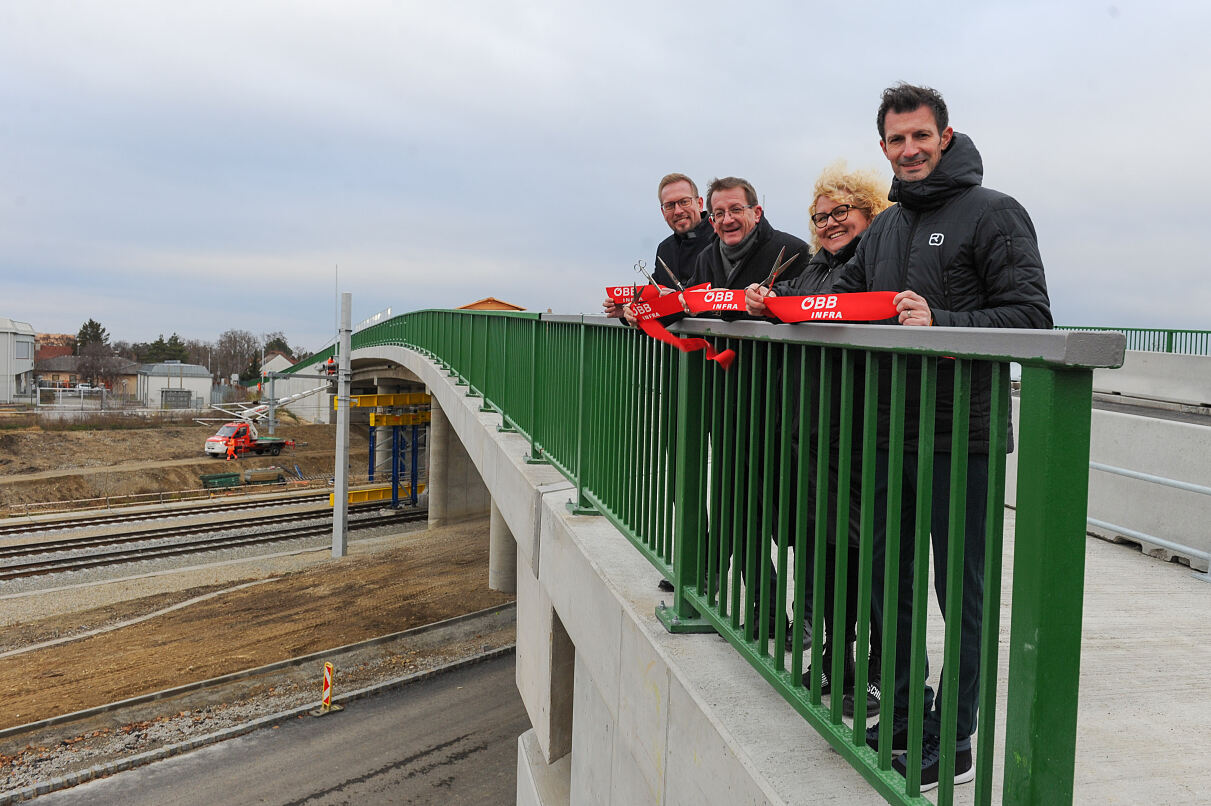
[634,259,658,287]
[655,256,687,293]
[761,246,801,289]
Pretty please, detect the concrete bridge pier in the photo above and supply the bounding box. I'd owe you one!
[489,501,517,593]
[371,381,395,483]
[427,399,490,527]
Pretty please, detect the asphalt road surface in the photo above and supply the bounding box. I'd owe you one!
[37,653,528,806]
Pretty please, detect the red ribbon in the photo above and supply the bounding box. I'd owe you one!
[629,292,688,321]
[636,318,735,369]
[764,291,898,323]
[606,284,671,305]
[682,286,746,314]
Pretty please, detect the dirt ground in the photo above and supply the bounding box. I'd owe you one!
[0,422,369,508]
[0,424,509,734]
[0,521,509,730]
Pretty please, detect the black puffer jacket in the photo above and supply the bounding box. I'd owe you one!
[833,133,1052,453]
[688,216,809,320]
[655,214,714,287]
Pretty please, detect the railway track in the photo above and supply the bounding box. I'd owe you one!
[0,492,336,538]
[0,508,427,581]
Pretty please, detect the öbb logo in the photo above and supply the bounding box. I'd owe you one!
[800,296,838,310]
[702,290,737,303]
[800,295,842,320]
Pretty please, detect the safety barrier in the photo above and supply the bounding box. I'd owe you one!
[288,311,1124,806]
[1056,326,1211,356]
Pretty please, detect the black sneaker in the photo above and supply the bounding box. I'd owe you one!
[801,666,833,695]
[843,679,881,718]
[865,711,909,755]
[892,733,974,793]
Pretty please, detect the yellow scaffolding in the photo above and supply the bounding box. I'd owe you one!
[369,411,431,426]
[335,392,431,409]
[331,483,426,506]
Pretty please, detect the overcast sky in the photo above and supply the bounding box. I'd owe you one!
[2,1,1206,353]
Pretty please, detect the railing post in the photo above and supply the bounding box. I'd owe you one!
[567,319,597,515]
[525,319,546,464]
[1003,366,1093,806]
[656,349,712,633]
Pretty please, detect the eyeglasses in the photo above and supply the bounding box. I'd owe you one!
[708,204,754,222]
[811,204,860,228]
[660,196,697,213]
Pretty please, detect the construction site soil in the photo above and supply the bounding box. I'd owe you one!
[0,422,367,508]
[0,423,512,782]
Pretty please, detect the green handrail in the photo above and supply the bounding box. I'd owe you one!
[1055,326,1210,355]
[288,310,1123,806]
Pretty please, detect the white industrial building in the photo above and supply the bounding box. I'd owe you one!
[0,317,36,404]
[137,360,213,409]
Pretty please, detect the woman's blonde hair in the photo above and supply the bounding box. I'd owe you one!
[807,161,892,252]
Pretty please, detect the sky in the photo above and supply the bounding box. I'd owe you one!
[2,1,1207,355]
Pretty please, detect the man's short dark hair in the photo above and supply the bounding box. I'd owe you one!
[876,83,949,140]
[705,176,758,211]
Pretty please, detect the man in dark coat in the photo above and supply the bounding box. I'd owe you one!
[834,83,1052,792]
[687,176,809,318]
[603,173,714,318]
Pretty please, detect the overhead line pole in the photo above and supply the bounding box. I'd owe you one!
[333,292,352,558]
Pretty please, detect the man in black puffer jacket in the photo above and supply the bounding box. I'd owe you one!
[834,83,1052,793]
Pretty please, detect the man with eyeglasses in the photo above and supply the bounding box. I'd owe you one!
[686,176,809,316]
[833,83,1051,792]
[603,173,713,319]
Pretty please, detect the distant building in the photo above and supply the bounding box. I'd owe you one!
[34,355,81,388]
[35,333,75,362]
[35,355,140,396]
[137,360,213,409]
[0,317,36,403]
[457,297,526,311]
[260,351,295,375]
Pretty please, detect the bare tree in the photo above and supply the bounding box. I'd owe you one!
[213,329,259,383]
[77,342,127,388]
[183,338,214,374]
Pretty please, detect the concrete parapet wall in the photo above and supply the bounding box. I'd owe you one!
[360,342,885,805]
[1093,350,1211,408]
[1007,397,1210,571]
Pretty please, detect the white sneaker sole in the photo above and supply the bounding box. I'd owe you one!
[918,762,975,793]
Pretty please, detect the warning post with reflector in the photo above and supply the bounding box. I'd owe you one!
[310,661,344,717]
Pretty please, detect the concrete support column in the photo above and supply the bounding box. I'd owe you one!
[427,398,490,528]
[489,500,518,593]
[373,382,395,483]
[428,402,450,527]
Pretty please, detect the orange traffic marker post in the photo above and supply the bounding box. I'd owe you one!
[309,661,344,717]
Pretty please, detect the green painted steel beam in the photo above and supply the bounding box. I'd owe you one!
[1003,367,1093,806]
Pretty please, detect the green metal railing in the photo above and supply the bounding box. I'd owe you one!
[288,311,1124,806]
[1056,326,1210,355]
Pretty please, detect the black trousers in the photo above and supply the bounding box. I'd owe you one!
[872,451,989,743]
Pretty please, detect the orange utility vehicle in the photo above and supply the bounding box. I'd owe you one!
[204,422,294,458]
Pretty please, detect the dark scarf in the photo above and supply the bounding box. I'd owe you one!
[718,225,760,275]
